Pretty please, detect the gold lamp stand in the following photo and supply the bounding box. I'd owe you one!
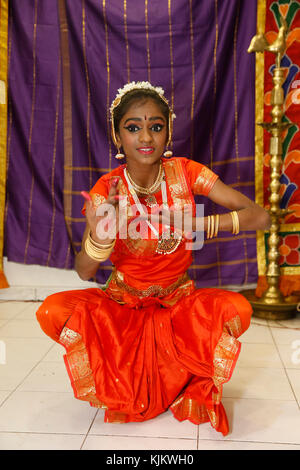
[241,17,299,320]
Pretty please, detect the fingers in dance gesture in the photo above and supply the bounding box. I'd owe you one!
[76,178,126,280]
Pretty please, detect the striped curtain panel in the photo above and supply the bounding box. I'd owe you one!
[3,0,258,288]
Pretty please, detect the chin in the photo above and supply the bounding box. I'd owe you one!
[139,154,162,164]
[127,153,163,168]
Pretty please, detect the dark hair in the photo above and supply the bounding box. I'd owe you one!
[113,89,170,139]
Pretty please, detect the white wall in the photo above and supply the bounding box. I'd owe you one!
[0,257,99,300]
[0,257,255,301]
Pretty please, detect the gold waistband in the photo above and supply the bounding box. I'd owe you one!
[111,270,190,298]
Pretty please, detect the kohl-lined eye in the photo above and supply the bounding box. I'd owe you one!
[151,123,164,132]
[124,124,140,132]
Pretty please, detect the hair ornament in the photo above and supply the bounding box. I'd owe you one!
[110,81,176,150]
[109,81,175,119]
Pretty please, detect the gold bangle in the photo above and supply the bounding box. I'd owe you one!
[210,215,215,239]
[214,214,220,237]
[90,231,116,251]
[233,211,240,234]
[230,211,236,234]
[85,239,113,262]
[207,215,211,240]
[230,211,239,235]
[84,238,101,262]
[85,233,115,262]
[89,238,115,250]
[234,211,240,234]
[207,215,220,239]
[89,231,115,249]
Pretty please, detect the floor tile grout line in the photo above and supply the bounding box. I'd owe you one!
[232,365,295,369]
[0,303,299,445]
[221,396,300,403]
[197,438,300,446]
[0,307,30,326]
[267,318,300,331]
[0,301,39,311]
[222,395,296,401]
[2,305,42,320]
[0,430,86,436]
[0,340,56,409]
[82,432,300,446]
[0,317,15,329]
[0,429,199,441]
[5,392,292,403]
[267,321,276,348]
[9,389,73,394]
[0,428,299,447]
[83,434,198,441]
[80,409,100,450]
[250,317,300,331]
[0,303,42,327]
[267,327,300,410]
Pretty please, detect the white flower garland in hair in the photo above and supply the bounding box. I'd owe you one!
[109,81,176,120]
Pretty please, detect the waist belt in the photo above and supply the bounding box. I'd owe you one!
[111,270,190,298]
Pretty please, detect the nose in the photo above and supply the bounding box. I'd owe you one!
[138,126,153,144]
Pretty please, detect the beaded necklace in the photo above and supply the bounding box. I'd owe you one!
[123,166,182,254]
[125,163,163,196]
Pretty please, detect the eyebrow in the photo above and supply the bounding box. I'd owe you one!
[124,116,165,125]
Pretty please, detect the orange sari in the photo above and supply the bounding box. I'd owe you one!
[36,157,252,436]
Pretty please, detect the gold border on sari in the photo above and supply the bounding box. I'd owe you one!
[170,314,242,433]
[59,326,108,408]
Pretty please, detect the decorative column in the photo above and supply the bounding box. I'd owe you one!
[242,16,299,320]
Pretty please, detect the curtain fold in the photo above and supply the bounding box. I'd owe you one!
[58,0,76,262]
[0,0,9,288]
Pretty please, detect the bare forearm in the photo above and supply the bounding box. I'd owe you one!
[200,179,271,234]
[195,206,270,233]
[75,249,100,281]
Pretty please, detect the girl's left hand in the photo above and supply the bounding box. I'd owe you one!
[136,206,199,238]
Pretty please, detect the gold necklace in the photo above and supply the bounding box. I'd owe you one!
[126,163,163,195]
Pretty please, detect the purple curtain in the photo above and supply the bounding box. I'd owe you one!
[5,0,257,287]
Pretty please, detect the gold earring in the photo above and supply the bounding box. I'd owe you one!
[115,147,125,160]
[163,148,173,158]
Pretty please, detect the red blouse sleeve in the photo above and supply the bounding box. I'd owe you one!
[184,159,219,196]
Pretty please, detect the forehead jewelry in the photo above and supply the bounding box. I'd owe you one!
[110,81,176,157]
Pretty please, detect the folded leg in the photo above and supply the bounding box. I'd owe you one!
[36,288,104,342]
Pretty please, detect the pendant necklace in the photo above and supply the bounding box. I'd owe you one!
[126,164,163,207]
[123,165,182,254]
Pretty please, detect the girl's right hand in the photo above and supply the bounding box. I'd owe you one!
[81,178,125,245]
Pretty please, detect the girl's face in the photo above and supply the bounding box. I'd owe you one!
[115,98,168,168]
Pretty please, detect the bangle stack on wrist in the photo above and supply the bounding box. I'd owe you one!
[84,231,116,262]
[206,214,220,239]
[206,211,240,238]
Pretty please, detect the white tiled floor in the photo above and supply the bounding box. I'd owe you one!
[0,300,300,450]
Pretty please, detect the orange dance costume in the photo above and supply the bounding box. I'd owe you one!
[36,157,252,436]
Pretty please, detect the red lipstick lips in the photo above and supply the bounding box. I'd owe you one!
[137,147,154,154]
